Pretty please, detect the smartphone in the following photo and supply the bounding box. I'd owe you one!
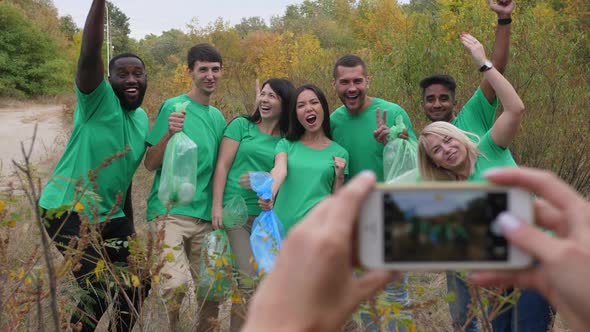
[358,182,533,270]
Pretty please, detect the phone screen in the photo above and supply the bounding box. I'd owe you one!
[383,190,508,262]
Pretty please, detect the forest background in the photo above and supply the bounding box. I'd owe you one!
[0,0,589,330]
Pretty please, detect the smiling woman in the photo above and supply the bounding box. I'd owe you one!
[268,84,349,233]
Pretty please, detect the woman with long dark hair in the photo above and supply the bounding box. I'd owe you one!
[267,84,349,233]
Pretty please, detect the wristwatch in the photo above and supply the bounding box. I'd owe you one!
[479,60,493,72]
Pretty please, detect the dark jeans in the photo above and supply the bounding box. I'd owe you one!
[43,211,149,332]
[491,289,554,332]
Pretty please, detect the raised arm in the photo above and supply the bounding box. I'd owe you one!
[480,0,515,103]
[461,33,524,149]
[211,138,240,229]
[76,0,106,94]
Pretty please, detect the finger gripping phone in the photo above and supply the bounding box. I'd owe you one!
[359,182,533,270]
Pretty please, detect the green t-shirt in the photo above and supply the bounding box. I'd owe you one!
[331,98,416,181]
[146,94,226,221]
[273,139,349,233]
[39,80,149,222]
[452,87,498,138]
[452,87,517,167]
[468,131,517,181]
[223,117,281,216]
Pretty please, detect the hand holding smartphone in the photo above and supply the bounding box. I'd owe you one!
[359,182,533,270]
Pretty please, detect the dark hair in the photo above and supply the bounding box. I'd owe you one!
[247,78,295,136]
[332,54,368,79]
[419,74,457,100]
[187,43,222,70]
[108,53,145,76]
[286,84,332,141]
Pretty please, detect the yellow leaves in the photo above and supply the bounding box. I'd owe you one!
[165,252,176,262]
[131,274,140,288]
[24,277,32,286]
[94,259,105,279]
[152,275,160,285]
[18,268,25,280]
[74,202,85,211]
[230,292,242,304]
[0,200,6,213]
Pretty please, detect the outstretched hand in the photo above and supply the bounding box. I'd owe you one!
[489,0,514,19]
[469,167,590,332]
[373,108,389,144]
[243,172,400,331]
[460,33,488,68]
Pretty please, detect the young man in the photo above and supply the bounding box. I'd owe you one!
[330,54,415,331]
[420,2,553,331]
[39,0,149,330]
[144,43,227,332]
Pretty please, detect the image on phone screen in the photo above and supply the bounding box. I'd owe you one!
[383,190,508,262]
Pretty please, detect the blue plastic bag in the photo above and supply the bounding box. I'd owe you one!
[249,172,285,274]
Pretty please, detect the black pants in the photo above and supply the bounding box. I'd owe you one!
[43,211,149,332]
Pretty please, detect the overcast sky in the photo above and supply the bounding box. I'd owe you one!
[52,0,409,39]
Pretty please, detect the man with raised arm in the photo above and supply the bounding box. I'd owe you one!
[39,0,149,330]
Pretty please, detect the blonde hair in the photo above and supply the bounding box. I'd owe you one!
[418,121,481,181]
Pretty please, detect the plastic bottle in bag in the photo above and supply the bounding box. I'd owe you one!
[383,115,419,183]
[158,101,198,206]
[196,229,234,301]
[248,172,285,274]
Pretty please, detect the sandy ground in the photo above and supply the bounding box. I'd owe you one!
[0,104,66,187]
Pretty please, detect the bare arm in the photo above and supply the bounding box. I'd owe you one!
[481,0,514,103]
[144,111,185,171]
[462,33,524,149]
[270,152,288,202]
[76,0,106,94]
[486,68,525,148]
[211,138,240,228]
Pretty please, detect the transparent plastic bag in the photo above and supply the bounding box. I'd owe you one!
[158,101,198,206]
[383,115,419,183]
[223,195,248,228]
[248,172,285,274]
[196,229,234,301]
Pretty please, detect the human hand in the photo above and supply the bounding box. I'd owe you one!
[333,156,347,179]
[461,33,488,68]
[489,0,514,19]
[372,108,389,145]
[211,204,224,229]
[258,197,273,211]
[469,167,590,332]
[168,111,186,134]
[398,128,409,140]
[243,171,400,332]
[239,172,252,190]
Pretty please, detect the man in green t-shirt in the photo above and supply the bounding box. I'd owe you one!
[144,43,227,332]
[330,54,415,331]
[39,0,149,331]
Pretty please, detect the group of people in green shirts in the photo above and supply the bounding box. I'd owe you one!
[39,0,555,331]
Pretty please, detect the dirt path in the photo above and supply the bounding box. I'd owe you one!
[0,104,66,183]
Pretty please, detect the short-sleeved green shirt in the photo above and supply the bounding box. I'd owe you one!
[331,98,416,181]
[469,131,517,181]
[146,94,226,221]
[452,87,498,138]
[39,80,149,222]
[452,87,516,167]
[273,139,349,233]
[223,117,281,216]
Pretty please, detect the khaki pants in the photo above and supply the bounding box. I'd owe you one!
[225,215,257,332]
[155,214,219,332]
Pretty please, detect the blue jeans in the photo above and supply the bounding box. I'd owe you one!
[491,289,554,332]
[359,275,411,332]
[447,272,478,332]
